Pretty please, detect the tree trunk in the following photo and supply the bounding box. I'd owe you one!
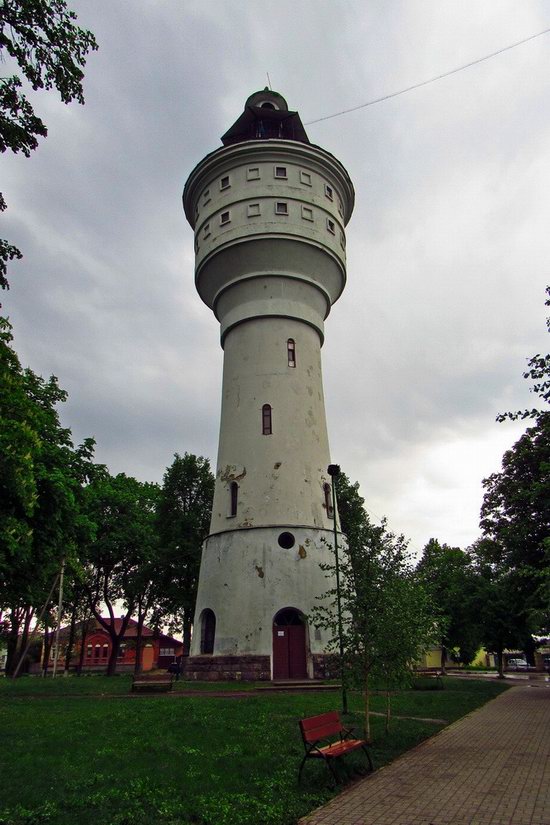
[134,603,144,677]
[19,606,33,664]
[64,605,78,675]
[364,671,371,741]
[385,687,391,735]
[42,618,51,677]
[496,646,505,679]
[440,645,447,675]
[77,616,91,676]
[106,634,121,676]
[5,607,22,676]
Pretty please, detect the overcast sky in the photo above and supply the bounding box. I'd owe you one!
[3,1,549,556]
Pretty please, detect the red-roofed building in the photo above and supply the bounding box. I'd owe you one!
[42,617,183,673]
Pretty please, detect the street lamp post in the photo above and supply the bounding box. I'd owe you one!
[327,464,348,715]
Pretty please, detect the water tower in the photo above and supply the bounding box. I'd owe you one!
[183,90,354,680]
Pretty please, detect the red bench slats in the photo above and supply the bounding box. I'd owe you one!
[298,710,373,783]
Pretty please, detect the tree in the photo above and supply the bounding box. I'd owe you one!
[315,474,436,740]
[417,539,484,670]
[1,317,97,675]
[156,453,214,654]
[479,418,550,630]
[83,472,159,676]
[0,0,97,291]
[481,286,550,630]
[470,538,535,677]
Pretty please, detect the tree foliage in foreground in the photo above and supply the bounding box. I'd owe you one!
[0,0,97,291]
[316,473,437,740]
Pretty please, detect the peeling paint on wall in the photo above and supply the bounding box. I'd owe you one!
[255,565,265,578]
[219,464,247,482]
[298,545,307,559]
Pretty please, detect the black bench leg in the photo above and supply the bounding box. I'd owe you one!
[297,755,308,784]
[361,745,374,772]
[325,758,340,785]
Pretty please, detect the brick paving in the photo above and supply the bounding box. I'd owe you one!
[299,684,550,825]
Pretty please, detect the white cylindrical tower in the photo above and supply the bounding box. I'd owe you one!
[183,90,354,680]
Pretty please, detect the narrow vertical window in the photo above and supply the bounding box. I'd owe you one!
[262,404,272,435]
[287,338,296,368]
[229,481,238,517]
[201,609,216,654]
[323,482,334,518]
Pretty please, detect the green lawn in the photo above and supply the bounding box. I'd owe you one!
[0,676,509,825]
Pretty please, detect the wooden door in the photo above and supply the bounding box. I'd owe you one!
[272,622,307,680]
[288,624,307,678]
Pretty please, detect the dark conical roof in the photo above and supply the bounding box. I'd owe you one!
[221,89,310,146]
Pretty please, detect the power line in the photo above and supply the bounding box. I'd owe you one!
[305,26,550,125]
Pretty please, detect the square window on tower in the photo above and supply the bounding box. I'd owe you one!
[300,170,312,186]
[275,202,288,215]
[247,203,261,217]
[324,184,334,201]
[326,218,336,234]
[220,176,231,190]
[274,166,288,179]
[220,211,231,225]
[301,206,314,222]
[247,167,261,180]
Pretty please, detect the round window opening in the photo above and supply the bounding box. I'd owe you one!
[260,101,277,110]
[278,531,295,549]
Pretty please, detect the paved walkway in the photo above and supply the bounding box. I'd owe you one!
[299,684,550,825]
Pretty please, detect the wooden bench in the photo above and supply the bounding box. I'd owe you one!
[131,673,174,693]
[413,668,443,687]
[298,711,373,783]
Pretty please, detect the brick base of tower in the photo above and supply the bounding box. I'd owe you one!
[181,654,339,682]
[182,655,271,681]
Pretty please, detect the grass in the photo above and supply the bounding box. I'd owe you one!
[0,675,509,825]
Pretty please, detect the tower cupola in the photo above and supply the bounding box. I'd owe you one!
[221,87,310,146]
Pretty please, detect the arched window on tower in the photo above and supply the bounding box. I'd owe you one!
[323,482,334,518]
[262,404,272,435]
[287,338,296,368]
[200,609,216,655]
[229,481,238,517]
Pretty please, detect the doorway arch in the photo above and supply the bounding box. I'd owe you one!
[272,608,308,680]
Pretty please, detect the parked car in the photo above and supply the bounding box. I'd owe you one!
[507,657,530,671]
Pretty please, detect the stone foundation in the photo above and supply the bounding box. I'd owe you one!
[312,653,340,680]
[182,654,271,682]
